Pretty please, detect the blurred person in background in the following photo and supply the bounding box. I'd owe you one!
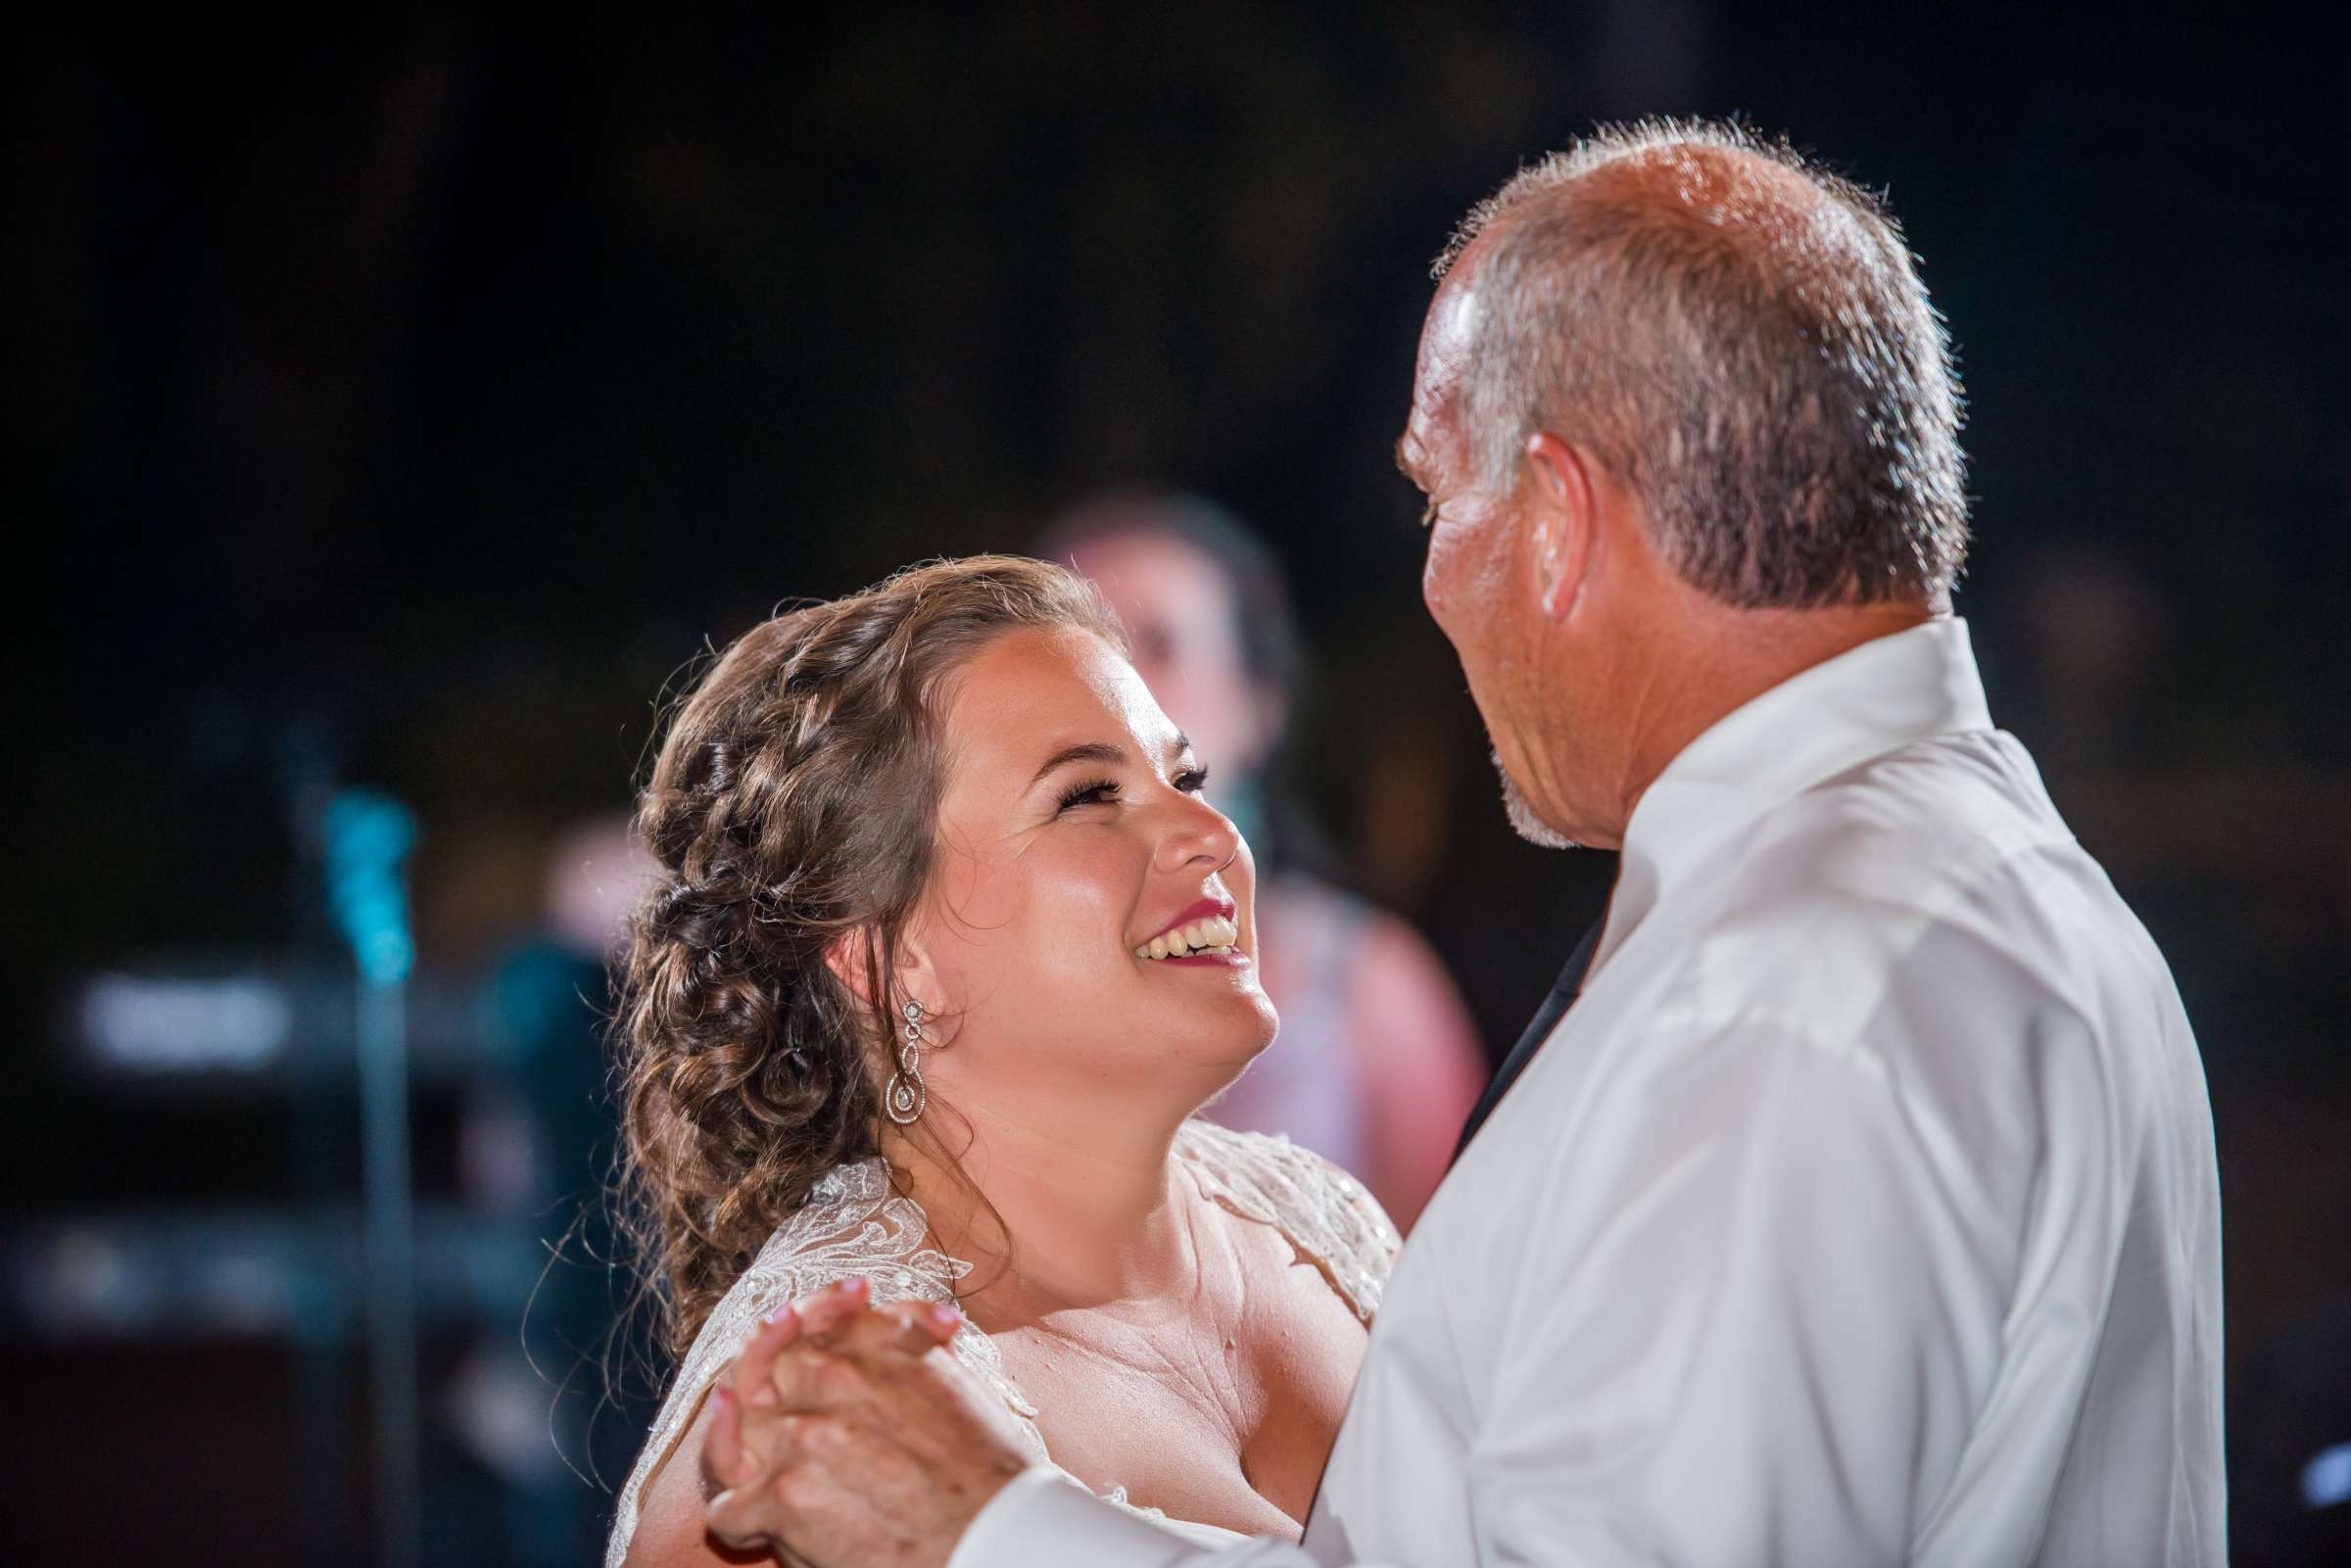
[444,812,666,1559]
[1038,494,1485,1230]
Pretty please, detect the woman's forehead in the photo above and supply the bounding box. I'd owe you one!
[944,625,1177,765]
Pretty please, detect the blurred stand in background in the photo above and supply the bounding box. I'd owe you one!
[1043,494,1486,1230]
[6,761,654,1566]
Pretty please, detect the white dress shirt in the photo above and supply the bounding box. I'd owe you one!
[947,618,2225,1567]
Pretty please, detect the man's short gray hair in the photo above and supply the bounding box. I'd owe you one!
[1439,119,1969,607]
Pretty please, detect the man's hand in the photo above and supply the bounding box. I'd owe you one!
[700,1278,1033,1568]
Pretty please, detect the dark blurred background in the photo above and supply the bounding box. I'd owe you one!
[6,6,2346,1565]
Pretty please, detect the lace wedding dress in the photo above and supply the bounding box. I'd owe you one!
[606,1118,1398,1563]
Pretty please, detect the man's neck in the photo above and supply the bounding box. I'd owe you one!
[1610,600,1942,832]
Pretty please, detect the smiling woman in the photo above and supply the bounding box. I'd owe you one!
[607,556,1399,1567]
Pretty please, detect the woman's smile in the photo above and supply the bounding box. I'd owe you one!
[1133,898,1245,964]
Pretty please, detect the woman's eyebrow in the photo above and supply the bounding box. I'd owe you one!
[1028,733,1192,787]
[1029,740,1126,786]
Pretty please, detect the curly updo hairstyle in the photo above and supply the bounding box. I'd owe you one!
[613,554,1125,1355]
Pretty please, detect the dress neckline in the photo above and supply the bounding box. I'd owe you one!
[605,1120,1397,1565]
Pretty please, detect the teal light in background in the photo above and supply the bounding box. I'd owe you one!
[324,789,416,984]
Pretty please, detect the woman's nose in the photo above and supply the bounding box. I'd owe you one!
[1156,790,1242,875]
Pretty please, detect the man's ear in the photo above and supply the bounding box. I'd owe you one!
[1521,431,1597,622]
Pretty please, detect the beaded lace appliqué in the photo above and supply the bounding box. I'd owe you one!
[1176,1120,1399,1323]
[607,1122,1398,1564]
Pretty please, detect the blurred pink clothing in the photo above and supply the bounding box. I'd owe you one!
[1204,876,1375,1178]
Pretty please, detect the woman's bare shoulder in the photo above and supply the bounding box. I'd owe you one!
[1177,1120,1399,1319]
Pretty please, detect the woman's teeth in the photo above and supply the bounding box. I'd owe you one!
[1135,915,1240,961]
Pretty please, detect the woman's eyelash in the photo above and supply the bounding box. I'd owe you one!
[1055,766,1209,811]
[1057,778,1120,810]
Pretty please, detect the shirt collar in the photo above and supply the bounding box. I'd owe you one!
[1592,616,1993,972]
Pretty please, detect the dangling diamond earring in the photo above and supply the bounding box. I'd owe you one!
[885,998,928,1125]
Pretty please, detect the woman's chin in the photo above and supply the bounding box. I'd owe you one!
[1189,1003,1281,1097]
[1235,991,1281,1056]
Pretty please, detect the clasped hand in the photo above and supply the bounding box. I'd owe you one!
[700,1277,1032,1568]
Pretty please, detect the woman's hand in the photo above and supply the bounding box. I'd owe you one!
[701,1279,1032,1568]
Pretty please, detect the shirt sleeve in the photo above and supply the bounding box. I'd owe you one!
[954,1013,2028,1568]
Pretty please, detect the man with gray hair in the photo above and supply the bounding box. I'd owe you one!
[693,120,2226,1566]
